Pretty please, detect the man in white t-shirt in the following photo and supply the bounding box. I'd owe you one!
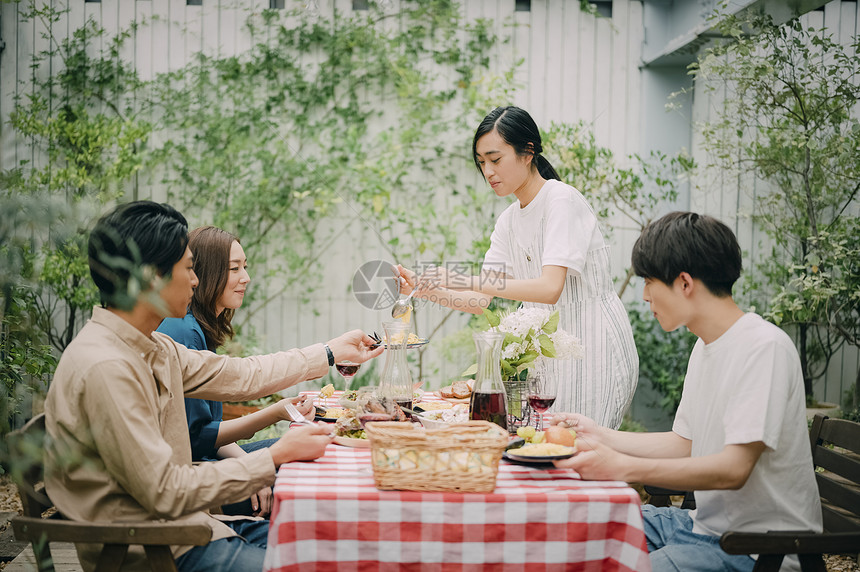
[554,211,821,572]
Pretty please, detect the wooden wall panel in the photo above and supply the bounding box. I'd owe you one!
[3,0,856,405]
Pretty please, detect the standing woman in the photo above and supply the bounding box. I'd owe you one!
[157,226,311,517]
[398,106,638,429]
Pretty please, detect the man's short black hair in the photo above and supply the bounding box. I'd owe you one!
[88,201,189,309]
[631,211,742,297]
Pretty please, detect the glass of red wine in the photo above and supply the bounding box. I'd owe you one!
[335,361,361,387]
[527,370,557,431]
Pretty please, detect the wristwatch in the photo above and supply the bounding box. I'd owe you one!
[324,344,335,367]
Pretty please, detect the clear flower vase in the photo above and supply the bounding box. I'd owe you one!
[503,378,532,434]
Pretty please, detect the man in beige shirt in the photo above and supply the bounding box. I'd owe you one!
[45,201,383,572]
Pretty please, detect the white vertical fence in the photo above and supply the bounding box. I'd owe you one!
[1,0,856,414]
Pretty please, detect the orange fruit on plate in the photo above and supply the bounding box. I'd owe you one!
[544,425,577,447]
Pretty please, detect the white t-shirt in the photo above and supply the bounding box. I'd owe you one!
[483,179,605,278]
[480,179,638,429]
[674,313,822,570]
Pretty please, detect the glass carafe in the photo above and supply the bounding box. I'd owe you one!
[378,321,413,409]
[469,331,508,431]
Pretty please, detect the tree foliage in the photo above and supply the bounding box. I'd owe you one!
[691,9,860,396]
[1,0,516,417]
[152,2,506,328]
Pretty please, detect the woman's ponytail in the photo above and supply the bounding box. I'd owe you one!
[534,154,560,181]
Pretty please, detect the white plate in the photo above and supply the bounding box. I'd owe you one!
[333,436,371,448]
[503,449,575,463]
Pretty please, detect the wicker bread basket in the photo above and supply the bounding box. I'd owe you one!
[364,420,509,493]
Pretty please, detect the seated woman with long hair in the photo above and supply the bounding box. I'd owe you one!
[157,225,310,518]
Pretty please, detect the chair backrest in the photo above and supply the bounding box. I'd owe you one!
[6,413,53,519]
[808,414,860,533]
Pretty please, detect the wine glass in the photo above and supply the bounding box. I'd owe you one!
[526,371,557,431]
[335,361,361,388]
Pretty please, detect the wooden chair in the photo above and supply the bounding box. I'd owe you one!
[6,413,212,572]
[720,414,860,571]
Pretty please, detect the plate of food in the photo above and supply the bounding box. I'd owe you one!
[315,406,348,422]
[413,401,453,412]
[368,331,429,349]
[337,390,360,409]
[414,403,470,429]
[436,380,473,403]
[333,435,370,448]
[503,442,576,464]
[331,395,408,447]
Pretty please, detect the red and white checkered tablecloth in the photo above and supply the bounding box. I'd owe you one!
[264,392,651,571]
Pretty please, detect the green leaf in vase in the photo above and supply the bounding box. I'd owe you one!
[483,307,500,328]
[503,332,522,345]
[511,351,538,367]
[538,334,556,358]
[461,363,478,377]
[543,310,560,334]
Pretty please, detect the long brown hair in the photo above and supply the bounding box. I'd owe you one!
[188,226,240,350]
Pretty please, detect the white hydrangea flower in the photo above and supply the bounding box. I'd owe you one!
[498,307,552,338]
[487,307,583,378]
[549,330,584,360]
[502,341,524,361]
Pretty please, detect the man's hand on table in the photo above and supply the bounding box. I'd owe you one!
[326,330,384,364]
[270,423,333,465]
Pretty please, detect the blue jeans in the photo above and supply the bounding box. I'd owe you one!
[642,505,756,572]
[220,438,278,516]
[175,519,269,572]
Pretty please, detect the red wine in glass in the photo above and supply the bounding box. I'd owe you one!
[528,395,556,412]
[336,363,360,378]
[469,390,508,431]
[528,394,556,430]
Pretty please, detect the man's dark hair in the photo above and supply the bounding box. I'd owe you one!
[88,201,189,308]
[631,211,742,297]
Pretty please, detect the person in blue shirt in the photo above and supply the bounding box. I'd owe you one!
[158,225,311,518]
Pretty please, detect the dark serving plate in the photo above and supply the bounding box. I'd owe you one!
[502,437,575,466]
[314,406,339,423]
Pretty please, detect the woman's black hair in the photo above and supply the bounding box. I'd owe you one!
[631,211,742,297]
[472,106,561,181]
[88,201,189,309]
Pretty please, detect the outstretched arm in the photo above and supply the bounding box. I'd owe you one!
[418,265,568,306]
[215,395,312,446]
[551,413,766,491]
[559,439,765,491]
